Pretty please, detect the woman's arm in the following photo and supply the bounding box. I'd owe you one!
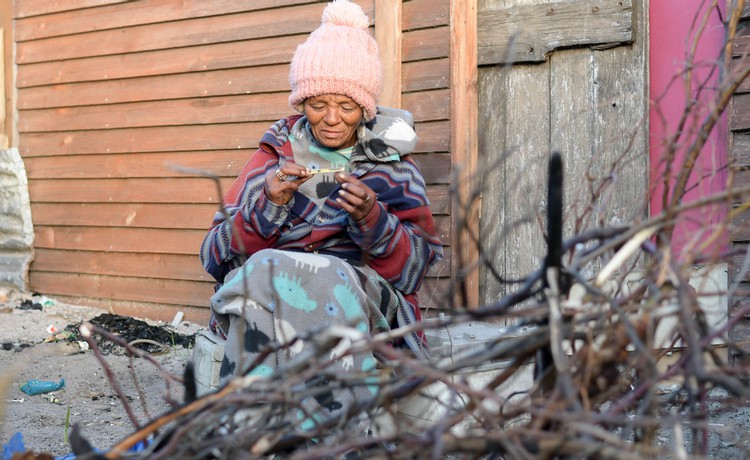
[199,149,290,282]
[344,160,443,294]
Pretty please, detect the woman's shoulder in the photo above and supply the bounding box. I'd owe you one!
[359,107,418,161]
[260,115,305,149]
[369,107,414,128]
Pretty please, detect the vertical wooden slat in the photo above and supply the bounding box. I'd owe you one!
[450,0,479,308]
[375,0,402,108]
[550,49,595,245]
[0,0,12,149]
[0,29,6,150]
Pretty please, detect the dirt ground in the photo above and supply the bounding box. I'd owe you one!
[0,290,199,458]
[3,290,750,458]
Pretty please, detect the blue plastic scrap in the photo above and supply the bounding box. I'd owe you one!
[19,378,65,396]
[2,429,146,460]
[2,432,25,460]
[3,432,76,460]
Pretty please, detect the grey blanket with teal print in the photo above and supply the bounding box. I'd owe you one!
[209,248,404,430]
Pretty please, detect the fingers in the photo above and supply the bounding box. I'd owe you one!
[264,164,310,205]
[336,173,372,201]
[335,173,375,220]
[337,183,371,204]
[275,164,311,182]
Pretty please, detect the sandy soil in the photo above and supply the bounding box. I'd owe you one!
[2,290,750,458]
[0,290,199,458]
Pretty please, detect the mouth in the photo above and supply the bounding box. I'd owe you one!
[320,130,341,138]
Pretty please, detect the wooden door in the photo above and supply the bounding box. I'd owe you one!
[476,0,649,306]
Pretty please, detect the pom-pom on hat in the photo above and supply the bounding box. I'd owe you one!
[289,0,382,121]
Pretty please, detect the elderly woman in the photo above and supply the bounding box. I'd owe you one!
[199,0,442,425]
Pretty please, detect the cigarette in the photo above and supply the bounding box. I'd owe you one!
[282,168,346,181]
[309,168,345,175]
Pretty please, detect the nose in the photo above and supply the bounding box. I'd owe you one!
[323,107,340,125]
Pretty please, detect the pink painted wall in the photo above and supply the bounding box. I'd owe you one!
[649,1,728,260]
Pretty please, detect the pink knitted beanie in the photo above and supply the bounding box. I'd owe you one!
[288,0,382,121]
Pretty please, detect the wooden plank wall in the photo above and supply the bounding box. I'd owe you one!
[14,0,453,323]
[729,3,750,364]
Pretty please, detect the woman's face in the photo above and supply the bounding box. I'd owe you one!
[303,94,363,149]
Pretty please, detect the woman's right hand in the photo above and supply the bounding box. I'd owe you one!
[264,163,312,205]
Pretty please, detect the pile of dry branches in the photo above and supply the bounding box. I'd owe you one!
[71,198,750,459]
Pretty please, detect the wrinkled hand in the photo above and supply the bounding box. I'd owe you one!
[264,164,311,205]
[335,173,376,222]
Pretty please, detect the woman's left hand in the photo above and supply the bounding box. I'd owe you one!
[335,173,376,222]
